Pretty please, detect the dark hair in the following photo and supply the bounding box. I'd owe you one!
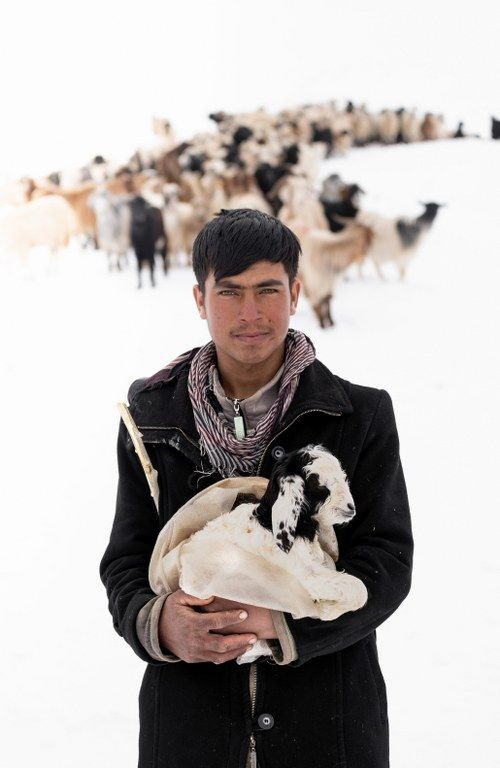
[192,208,301,292]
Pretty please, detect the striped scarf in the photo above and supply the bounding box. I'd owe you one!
[187,329,316,478]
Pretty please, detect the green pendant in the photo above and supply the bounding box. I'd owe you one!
[234,415,246,440]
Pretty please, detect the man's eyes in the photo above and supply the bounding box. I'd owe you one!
[218,288,278,296]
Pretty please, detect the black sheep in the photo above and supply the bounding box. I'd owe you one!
[232,125,253,145]
[254,162,289,215]
[129,196,167,289]
[491,116,500,140]
[311,122,334,155]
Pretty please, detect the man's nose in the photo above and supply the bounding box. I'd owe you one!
[238,292,262,322]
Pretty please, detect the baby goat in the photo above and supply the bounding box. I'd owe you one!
[177,444,368,633]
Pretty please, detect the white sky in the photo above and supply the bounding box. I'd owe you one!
[1,0,499,177]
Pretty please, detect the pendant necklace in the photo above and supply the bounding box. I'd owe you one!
[230,398,247,440]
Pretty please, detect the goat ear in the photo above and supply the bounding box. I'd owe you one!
[270,474,308,553]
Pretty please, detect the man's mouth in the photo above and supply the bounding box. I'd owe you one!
[234,332,270,341]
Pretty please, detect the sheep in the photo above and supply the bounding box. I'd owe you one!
[198,170,229,218]
[356,202,443,280]
[129,195,166,288]
[349,104,377,146]
[278,174,330,230]
[88,189,131,271]
[0,194,77,265]
[154,141,191,184]
[320,173,345,204]
[131,117,178,171]
[30,180,97,245]
[399,109,422,143]
[491,116,500,140]
[296,223,372,327]
[311,122,334,155]
[162,183,205,266]
[222,168,273,214]
[421,112,448,141]
[376,109,400,144]
[254,162,291,215]
[0,177,34,209]
[320,176,365,231]
[278,175,372,326]
[149,444,368,663]
[88,155,110,184]
[288,141,323,180]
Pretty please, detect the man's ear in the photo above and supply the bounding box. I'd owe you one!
[290,278,301,315]
[193,284,207,319]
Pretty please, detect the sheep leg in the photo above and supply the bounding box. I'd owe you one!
[149,259,156,287]
[373,259,386,281]
[303,569,367,612]
[398,263,407,281]
[120,250,128,270]
[284,540,365,607]
[320,297,334,328]
[312,298,332,329]
[312,302,324,328]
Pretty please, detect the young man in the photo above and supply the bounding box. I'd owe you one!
[100,208,413,768]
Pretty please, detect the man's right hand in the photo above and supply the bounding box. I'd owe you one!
[158,589,258,664]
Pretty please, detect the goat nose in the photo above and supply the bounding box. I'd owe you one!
[347,503,355,511]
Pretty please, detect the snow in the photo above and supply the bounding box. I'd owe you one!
[2,97,500,768]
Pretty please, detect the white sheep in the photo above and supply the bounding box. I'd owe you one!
[88,189,131,271]
[297,224,372,327]
[400,108,422,143]
[0,194,77,265]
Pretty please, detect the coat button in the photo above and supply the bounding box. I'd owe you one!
[271,446,285,460]
[257,713,274,730]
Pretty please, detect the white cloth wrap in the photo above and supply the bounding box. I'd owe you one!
[148,476,368,661]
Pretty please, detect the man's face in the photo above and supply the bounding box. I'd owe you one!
[192,260,301,367]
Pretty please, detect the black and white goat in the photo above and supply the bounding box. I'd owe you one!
[357,201,444,280]
[175,444,368,635]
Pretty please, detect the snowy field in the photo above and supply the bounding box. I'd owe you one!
[1,136,499,767]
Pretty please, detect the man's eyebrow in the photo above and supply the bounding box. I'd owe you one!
[215,278,285,289]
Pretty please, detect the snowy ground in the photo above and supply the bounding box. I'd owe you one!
[1,137,499,767]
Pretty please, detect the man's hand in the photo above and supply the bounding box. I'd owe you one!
[198,596,278,639]
[158,589,259,664]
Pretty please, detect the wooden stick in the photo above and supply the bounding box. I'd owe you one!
[117,402,160,513]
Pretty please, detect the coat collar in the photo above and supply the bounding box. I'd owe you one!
[130,355,353,448]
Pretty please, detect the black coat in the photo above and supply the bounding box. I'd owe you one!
[100,352,413,768]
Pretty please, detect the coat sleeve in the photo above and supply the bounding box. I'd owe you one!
[282,388,413,667]
[99,415,170,665]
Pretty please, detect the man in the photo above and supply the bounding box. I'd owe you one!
[100,208,413,768]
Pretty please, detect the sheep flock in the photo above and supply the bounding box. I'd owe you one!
[1,101,496,327]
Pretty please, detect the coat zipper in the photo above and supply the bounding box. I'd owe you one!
[247,407,340,766]
[248,661,258,768]
[256,408,342,475]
